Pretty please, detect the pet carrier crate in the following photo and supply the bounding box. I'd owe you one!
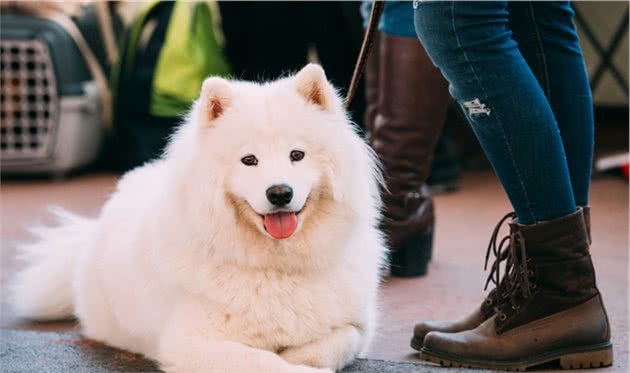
[1,11,106,176]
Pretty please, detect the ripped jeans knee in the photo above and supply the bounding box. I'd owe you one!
[462,98,491,117]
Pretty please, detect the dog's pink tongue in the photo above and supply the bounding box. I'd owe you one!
[263,212,298,239]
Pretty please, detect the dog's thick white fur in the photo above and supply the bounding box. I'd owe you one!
[11,64,386,373]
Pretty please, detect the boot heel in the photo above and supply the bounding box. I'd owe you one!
[559,345,613,369]
[390,225,433,277]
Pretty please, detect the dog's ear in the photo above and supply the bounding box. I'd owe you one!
[200,77,232,125]
[294,64,337,111]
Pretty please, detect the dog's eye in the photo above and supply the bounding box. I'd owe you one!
[241,155,258,166]
[290,150,305,162]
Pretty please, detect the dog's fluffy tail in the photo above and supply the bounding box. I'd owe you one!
[10,207,95,321]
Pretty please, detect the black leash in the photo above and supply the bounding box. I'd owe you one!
[345,0,385,110]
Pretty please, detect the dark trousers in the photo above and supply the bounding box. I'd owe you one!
[219,1,366,129]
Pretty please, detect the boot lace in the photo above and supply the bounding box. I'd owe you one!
[483,213,536,321]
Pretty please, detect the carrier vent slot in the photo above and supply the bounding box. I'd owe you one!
[1,39,57,161]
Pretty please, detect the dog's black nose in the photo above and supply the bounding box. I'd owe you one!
[266,184,293,206]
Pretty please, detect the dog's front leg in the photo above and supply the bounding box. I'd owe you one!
[156,303,332,373]
[280,324,363,371]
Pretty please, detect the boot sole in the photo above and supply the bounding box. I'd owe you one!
[419,341,613,371]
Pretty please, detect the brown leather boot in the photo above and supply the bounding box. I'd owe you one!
[411,212,515,349]
[419,208,612,370]
[583,205,591,244]
[369,33,450,277]
[411,206,593,350]
[363,32,380,140]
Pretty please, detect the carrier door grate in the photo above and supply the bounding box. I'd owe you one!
[1,39,58,161]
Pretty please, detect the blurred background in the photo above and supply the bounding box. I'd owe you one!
[1,1,627,179]
[1,1,628,370]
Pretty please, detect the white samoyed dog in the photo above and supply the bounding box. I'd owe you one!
[11,64,386,373]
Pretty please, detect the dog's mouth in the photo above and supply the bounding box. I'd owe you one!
[255,198,309,240]
[262,212,299,239]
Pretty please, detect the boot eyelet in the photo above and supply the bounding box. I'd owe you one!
[499,313,507,321]
[512,304,520,310]
[528,269,534,276]
[485,299,493,305]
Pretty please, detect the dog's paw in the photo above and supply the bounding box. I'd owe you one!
[281,346,320,368]
[294,365,334,373]
[280,345,337,370]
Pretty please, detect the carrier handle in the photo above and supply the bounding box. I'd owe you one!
[39,11,113,129]
[95,1,119,66]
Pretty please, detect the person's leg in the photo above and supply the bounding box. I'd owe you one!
[508,1,594,208]
[360,1,381,139]
[362,1,451,277]
[217,2,308,81]
[308,2,365,128]
[415,1,576,225]
[412,2,611,369]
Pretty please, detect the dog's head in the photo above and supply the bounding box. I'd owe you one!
[169,64,382,271]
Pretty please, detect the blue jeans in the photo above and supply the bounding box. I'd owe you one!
[361,1,416,37]
[414,1,593,224]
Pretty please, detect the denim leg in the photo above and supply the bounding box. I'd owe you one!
[361,0,417,37]
[508,1,594,207]
[414,1,576,224]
